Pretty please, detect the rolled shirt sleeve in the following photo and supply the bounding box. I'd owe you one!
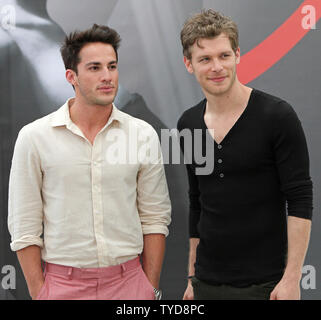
[8,126,44,251]
[136,127,171,236]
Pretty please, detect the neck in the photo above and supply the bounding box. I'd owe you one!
[69,98,113,131]
[205,80,252,115]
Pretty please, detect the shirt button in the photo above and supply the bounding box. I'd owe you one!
[219,173,224,178]
[217,144,222,150]
[218,159,223,164]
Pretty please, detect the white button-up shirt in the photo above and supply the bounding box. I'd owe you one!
[8,99,171,268]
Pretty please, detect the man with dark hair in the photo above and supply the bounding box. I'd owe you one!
[60,24,121,71]
[8,24,171,300]
[178,10,313,300]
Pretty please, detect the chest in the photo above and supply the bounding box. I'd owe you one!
[204,113,243,145]
[194,110,275,176]
[78,127,102,145]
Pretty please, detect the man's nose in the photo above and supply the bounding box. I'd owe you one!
[100,67,112,82]
[211,58,223,72]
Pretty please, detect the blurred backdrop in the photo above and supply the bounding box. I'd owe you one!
[0,0,320,299]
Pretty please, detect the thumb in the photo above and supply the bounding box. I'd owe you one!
[270,289,277,300]
[183,290,188,300]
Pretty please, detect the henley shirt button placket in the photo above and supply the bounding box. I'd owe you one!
[217,145,224,178]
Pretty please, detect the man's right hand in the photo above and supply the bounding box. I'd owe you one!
[30,279,45,300]
[183,281,194,300]
[16,246,44,300]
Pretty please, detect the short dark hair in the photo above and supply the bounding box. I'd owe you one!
[60,24,121,73]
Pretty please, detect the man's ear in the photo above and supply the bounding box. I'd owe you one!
[184,56,194,74]
[66,69,78,87]
[235,47,241,65]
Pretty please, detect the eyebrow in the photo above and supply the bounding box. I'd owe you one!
[85,61,118,67]
[197,55,210,59]
[197,51,233,59]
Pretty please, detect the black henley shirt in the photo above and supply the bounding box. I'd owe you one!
[177,89,313,287]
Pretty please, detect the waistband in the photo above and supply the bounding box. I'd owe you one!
[44,256,141,279]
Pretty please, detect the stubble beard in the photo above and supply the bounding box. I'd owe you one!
[205,67,237,97]
[80,85,118,107]
[91,94,115,107]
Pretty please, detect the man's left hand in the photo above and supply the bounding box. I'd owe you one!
[269,278,301,300]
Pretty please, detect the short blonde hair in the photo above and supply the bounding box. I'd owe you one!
[180,9,239,59]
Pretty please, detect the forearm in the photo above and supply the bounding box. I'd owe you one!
[17,245,44,298]
[283,216,311,281]
[183,238,200,300]
[188,238,200,280]
[142,234,165,289]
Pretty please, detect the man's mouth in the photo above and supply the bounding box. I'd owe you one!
[97,86,114,92]
[209,76,226,83]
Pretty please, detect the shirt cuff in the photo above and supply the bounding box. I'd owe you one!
[10,235,44,252]
[142,225,169,237]
[287,209,313,220]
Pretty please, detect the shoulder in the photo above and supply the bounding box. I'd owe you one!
[252,90,304,142]
[252,89,297,121]
[17,110,58,139]
[117,108,159,139]
[12,110,59,157]
[177,99,206,131]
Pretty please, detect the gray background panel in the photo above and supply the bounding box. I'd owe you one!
[1,0,320,299]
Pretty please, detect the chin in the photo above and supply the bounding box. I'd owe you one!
[211,81,234,96]
[94,97,115,106]
[207,86,229,96]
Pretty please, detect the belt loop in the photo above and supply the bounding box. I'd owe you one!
[121,264,126,277]
[67,267,73,280]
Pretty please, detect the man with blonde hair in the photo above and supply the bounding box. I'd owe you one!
[178,10,313,300]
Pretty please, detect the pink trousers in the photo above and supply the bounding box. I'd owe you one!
[36,257,155,300]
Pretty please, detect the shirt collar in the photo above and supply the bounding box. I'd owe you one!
[50,98,125,127]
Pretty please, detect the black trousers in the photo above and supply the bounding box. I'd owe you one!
[192,276,279,300]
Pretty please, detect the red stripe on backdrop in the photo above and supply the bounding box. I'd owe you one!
[238,0,321,84]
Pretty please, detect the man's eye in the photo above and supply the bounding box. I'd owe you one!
[90,66,99,70]
[109,65,117,70]
[222,54,230,58]
[200,57,210,62]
